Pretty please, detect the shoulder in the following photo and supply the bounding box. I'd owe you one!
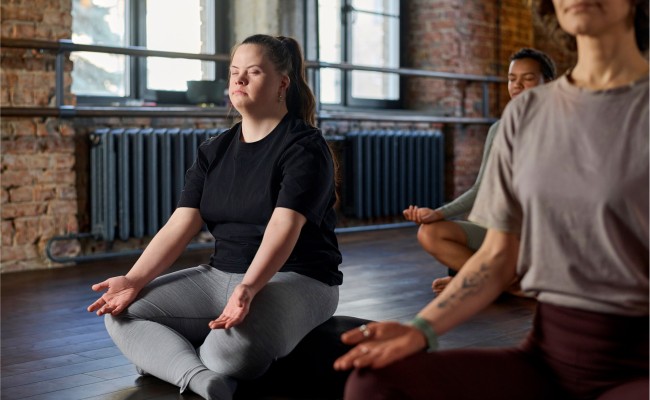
[283,118,328,149]
[499,78,563,136]
[196,125,238,161]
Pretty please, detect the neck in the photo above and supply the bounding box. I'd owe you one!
[571,30,649,90]
[240,110,287,143]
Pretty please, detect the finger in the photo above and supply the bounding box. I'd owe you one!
[87,298,105,312]
[341,323,375,344]
[91,280,109,292]
[334,344,375,370]
[110,304,125,316]
[351,346,377,368]
[333,347,360,370]
[209,314,233,329]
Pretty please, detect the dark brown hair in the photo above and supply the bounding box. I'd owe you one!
[537,0,649,52]
[510,47,557,81]
[235,34,317,126]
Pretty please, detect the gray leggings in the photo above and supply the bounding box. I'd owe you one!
[105,266,339,399]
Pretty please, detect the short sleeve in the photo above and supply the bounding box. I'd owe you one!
[468,103,523,234]
[276,135,335,225]
[177,139,211,209]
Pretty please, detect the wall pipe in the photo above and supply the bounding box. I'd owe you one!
[45,223,416,264]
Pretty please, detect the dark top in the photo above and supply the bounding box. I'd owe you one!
[178,114,343,285]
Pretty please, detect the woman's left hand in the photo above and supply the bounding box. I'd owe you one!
[333,321,427,370]
[209,284,255,329]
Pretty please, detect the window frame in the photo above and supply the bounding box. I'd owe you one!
[73,0,232,105]
[316,0,404,109]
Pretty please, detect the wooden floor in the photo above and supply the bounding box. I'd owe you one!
[1,227,537,400]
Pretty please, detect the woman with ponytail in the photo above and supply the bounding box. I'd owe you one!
[88,34,342,400]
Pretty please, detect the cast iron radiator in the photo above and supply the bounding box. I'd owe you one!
[341,130,445,220]
[90,128,444,241]
[90,128,226,241]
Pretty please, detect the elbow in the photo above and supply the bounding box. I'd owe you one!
[473,230,519,284]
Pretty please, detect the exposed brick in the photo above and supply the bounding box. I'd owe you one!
[13,217,40,245]
[46,200,78,215]
[49,153,75,170]
[34,185,57,202]
[2,221,14,246]
[56,186,77,200]
[1,244,38,262]
[3,119,37,137]
[8,186,33,202]
[36,170,75,185]
[38,216,56,238]
[1,202,48,219]
[42,137,75,152]
[2,153,50,170]
[1,170,37,187]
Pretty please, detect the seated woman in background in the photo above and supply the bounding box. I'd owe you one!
[87,34,343,400]
[335,0,649,399]
[403,47,556,295]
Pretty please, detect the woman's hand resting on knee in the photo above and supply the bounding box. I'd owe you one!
[333,321,427,370]
[87,276,140,316]
[208,283,254,330]
[403,206,444,224]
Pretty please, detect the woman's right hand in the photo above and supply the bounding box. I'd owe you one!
[403,206,442,224]
[87,276,140,316]
[333,321,427,370]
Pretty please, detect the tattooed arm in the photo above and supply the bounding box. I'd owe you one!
[334,228,519,370]
[418,229,519,336]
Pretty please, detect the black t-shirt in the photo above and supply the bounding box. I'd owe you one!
[178,114,343,285]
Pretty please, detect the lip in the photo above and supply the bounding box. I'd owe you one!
[565,1,596,13]
[231,90,247,96]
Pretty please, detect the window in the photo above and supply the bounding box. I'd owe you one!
[317,0,401,108]
[71,0,230,104]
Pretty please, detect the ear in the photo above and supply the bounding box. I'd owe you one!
[280,75,290,91]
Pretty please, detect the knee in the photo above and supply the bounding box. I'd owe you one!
[103,313,128,339]
[417,223,446,255]
[199,335,276,380]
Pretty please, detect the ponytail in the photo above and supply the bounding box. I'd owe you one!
[240,34,317,126]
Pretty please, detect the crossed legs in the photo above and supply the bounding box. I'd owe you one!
[104,266,338,400]
[416,221,485,294]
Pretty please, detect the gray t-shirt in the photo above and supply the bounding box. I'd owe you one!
[469,74,649,316]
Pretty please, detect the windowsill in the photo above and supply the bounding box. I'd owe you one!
[1,104,497,124]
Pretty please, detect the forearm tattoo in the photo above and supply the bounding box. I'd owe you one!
[437,263,490,309]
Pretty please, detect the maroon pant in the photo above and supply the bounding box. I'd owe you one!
[345,303,649,400]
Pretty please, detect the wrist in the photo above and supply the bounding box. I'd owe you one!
[409,316,439,352]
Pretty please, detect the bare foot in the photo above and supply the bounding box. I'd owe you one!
[431,276,453,295]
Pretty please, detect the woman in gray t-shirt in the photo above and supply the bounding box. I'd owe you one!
[336,1,649,399]
[403,48,556,294]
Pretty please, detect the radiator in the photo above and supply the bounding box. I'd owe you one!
[341,130,444,219]
[90,128,225,241]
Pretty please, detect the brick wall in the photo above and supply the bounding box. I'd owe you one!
[1,0,77,272]
[0,0,575,272]
[405,0,573,199]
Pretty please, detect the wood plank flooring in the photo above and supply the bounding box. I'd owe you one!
[1,227,537,399]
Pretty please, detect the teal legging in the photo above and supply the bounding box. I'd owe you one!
[105,266,339,400]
